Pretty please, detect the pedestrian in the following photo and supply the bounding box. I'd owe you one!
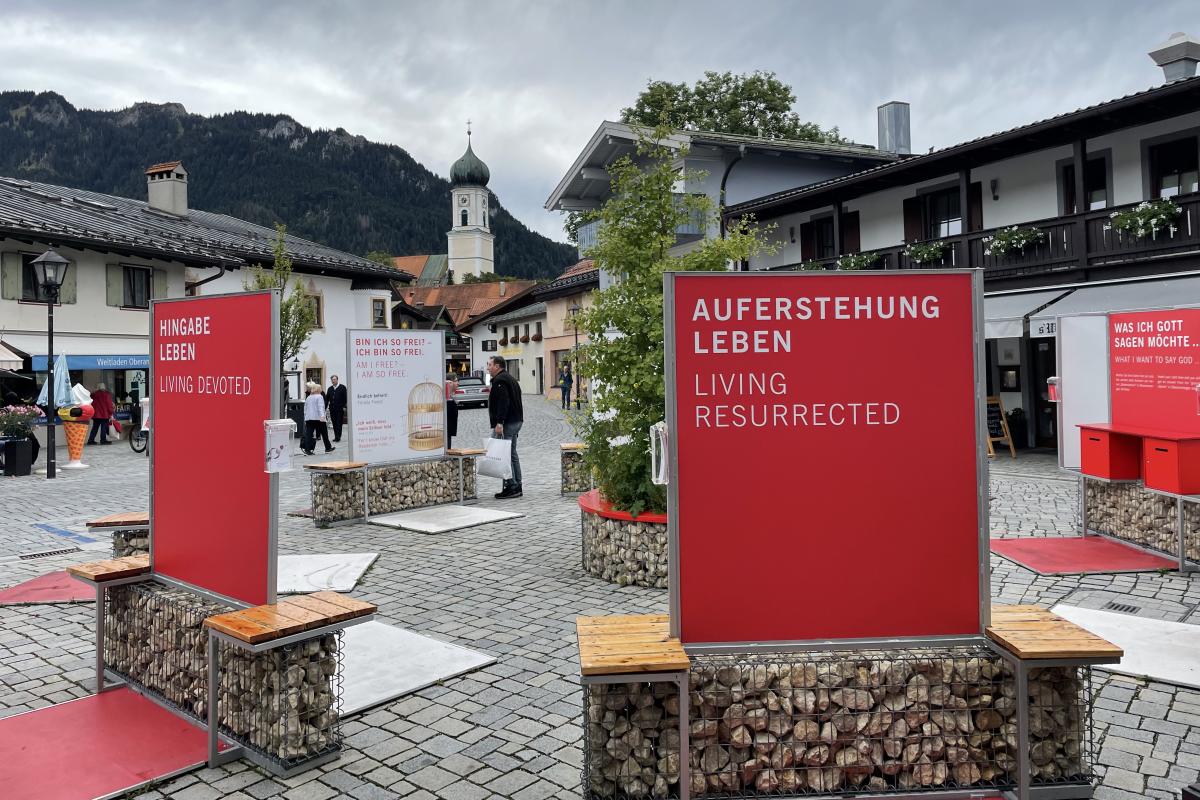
[559,367,573,410]
[326,375,347,442]
[486,355,523,498]
[302,381,335,455]
[445,372,459,449]
[87,382,115,444]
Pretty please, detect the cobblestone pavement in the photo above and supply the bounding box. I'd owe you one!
[1,409,1199,799]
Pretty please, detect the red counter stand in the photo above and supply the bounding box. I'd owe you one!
[1079,427,1141,480]
[1144,437,1200,495]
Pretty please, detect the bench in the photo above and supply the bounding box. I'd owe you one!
[577,614,689,676]
[68,555,154,692]
[85,512,150,557]
[204,591,376,644]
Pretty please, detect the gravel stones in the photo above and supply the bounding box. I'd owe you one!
[1085,479,1200,560]
[581,510,668,588]
[586,680,682,798]
[311,457,479,527]
[111,527,149,557]
[312,472,366,527]
[562,449,592,494]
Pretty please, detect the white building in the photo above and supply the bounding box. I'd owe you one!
[446,133,495,281]
[0,161,409,410]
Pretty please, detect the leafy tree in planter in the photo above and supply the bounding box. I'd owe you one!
[572,127,772,516]
[242,223,318,370]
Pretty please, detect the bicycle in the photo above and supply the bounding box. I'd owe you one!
[128,405,149,455]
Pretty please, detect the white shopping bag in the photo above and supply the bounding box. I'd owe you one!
[478,437,513,480]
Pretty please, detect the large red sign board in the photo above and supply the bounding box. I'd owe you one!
[152,292,276,606]
[669,272,982,645]
[1110,308,1200,433]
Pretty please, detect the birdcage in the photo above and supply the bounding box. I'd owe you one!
[407,381,444,450]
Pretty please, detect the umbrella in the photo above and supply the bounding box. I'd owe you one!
[37,354,72,407]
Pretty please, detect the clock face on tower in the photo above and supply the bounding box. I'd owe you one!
[459,195,469,205]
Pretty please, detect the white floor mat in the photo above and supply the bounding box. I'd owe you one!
[340,621,496,715]
[1052,604,1200,689]
[276,553,378,594]
[369,505,523,534]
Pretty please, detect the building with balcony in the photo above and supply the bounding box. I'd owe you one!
[726,33,1200,448]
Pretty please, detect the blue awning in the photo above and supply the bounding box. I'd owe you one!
[31,354,150,371]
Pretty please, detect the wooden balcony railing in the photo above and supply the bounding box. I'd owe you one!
[785,192,1200,279]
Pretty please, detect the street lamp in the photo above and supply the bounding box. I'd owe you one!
[569,304,582,410]
[32,249,69,480]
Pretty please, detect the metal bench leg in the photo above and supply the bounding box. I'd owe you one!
[95,582,106,692]
[1016,658,1031,800]
[207,629,241,766]
[677,671,690,800]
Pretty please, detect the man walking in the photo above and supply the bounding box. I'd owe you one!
[327,375,347,442]
[486,356,523,498]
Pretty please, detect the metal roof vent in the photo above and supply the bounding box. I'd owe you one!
[1149,32,1200,82]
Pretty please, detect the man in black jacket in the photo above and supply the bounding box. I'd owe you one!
[486,356,523,498]
[327,375,348,442]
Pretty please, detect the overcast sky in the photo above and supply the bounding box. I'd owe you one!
[1,1,1196,243]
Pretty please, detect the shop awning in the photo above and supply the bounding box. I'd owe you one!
[0,341,25,370]
[983,289,1072,339]
[1029,275,1200,337]
[0,334,149,371]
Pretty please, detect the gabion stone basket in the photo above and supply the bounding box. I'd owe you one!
[408,381,445,451]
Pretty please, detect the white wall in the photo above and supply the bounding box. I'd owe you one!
[1090,110,1200,204]
[974,146,1072,227]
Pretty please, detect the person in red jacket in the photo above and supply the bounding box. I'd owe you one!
[87,382,115,444]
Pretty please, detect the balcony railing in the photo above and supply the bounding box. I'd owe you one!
[785,192,1200,279]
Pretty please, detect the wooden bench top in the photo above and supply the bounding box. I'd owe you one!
[85,511,150,528]
[204,591,376,644]
[577,614,690,676]
[67,554,151,583]
[560,442,586,451]
[987,605,1123,661]
[447,447,485,456]
[303,460,367,472]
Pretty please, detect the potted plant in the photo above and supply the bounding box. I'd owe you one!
[498,337,508,346]
[983,225,1046,257]
[0,404,41,476]
[798,261,826,271]
[903,240,949,265]
[835,252,880,271]
[520,334,530,343]
[1107,199,1181,239]
[531,333,542,342]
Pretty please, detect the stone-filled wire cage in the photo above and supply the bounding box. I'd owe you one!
[1027,666,1093,787]
[103,581,233,721]
[216,633,344,772]
[584,679,684,799]
[686,648,1021,798]
[1084,478,1200,563]
[407,381,445,451]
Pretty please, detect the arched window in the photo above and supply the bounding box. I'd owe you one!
[461,209,469,227]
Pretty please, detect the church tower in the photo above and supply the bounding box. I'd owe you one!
[446,126,495,281]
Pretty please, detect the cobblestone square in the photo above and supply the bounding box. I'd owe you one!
[2,398,1200,799]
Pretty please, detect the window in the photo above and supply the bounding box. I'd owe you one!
[461,209,469,227]
[123,266,151,309]
[1061,157,1110,213]
[924,188,962,239]
[20,254,49,302]
[371,298,388,328]
[535,321,542,337]
[306,293,324,329]
[813,218,836,259]
[1150,137,1199,199]
[523,324,530,338]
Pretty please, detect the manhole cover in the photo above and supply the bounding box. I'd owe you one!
[1103,601,1141,615]
[18,546,81,560]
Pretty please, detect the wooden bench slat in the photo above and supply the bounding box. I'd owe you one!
[303,461,367,471]
[205,614,279,644]
[66,554,151,582]
[987,604,1123,661]
[309,591,377,618]
[85,511,150,528]
[280,594,357,623]
[560,443,586,451]
[577,614,688,676]
[447,448,485,456]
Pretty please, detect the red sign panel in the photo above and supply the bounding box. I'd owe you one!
[669,272,982,645]
[1110,309,1200,433]
[152,292,276,605]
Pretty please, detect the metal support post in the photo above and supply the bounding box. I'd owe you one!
[95,583,106,691]
[207,629,244,767]
[362,468,370,522]
[1079,474,1088,536]
[677,670,690,800]
[1015,658,1031,800]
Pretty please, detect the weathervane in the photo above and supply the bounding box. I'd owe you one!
[467,119,472,139]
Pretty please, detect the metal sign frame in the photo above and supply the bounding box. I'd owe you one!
[149,289,280,608]
[663,269,990,653]
[345,327,447,464]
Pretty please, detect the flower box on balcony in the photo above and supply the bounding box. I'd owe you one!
[499,338,509,346]
[835,252,880,271]
[983,225,1046,257]
[520,335,530,343]
[531,333,542,342]
[903,241,949,265]
[1108,199,1181,239]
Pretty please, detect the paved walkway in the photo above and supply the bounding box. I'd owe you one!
[0,404,1198,799]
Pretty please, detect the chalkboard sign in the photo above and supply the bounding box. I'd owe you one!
[986,396,1016,458]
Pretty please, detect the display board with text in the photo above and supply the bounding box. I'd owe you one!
[347,330,445,463]
[152,291,278,606]
[666,271,984,646]
[1109,308,1200,433]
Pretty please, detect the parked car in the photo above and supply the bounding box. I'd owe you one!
[454,377,490,408]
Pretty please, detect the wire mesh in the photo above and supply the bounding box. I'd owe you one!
[1028,666,1093,786]
[583,678,683,799]
[110,527,150,558]
[104,581,233,720]
[310,469,366,527]
[686,648,1017,797]
[216,631,343,770]
[1083,477,1200,562]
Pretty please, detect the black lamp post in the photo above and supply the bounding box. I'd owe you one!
[569,303,582,410]
[32,249,69,480]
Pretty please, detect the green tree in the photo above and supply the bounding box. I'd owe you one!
[620,70,842,142]
[242,223,317,368]
[571,127,773,515]
[364,250,394,266]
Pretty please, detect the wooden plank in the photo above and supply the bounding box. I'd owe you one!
[580,652,690,676]
[309,591,377,618]
[281,594,357,624]
[204,612,279,644]
[303,461,367,472]
[447,448,485,456]
[576,614,688,676]
[577,615,670,629]
[85,511,150,528]
[66,554,151,582]
[235,606,311,637]
[986,605,1122,660]
[560,443,586,451]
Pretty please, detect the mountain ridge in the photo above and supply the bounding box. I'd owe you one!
[0,90,576,279]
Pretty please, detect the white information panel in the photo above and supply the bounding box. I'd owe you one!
[1057,313,1110,470]
[347,329,446,463]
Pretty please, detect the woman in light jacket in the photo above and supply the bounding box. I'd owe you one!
[302,382,335,455]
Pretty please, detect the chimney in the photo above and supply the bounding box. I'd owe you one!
[1149,32,1200,82]
[145,161,188,215]
[499,281,506,296]
[877,102,911,156]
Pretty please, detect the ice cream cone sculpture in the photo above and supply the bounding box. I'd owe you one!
[58,404,93,469]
